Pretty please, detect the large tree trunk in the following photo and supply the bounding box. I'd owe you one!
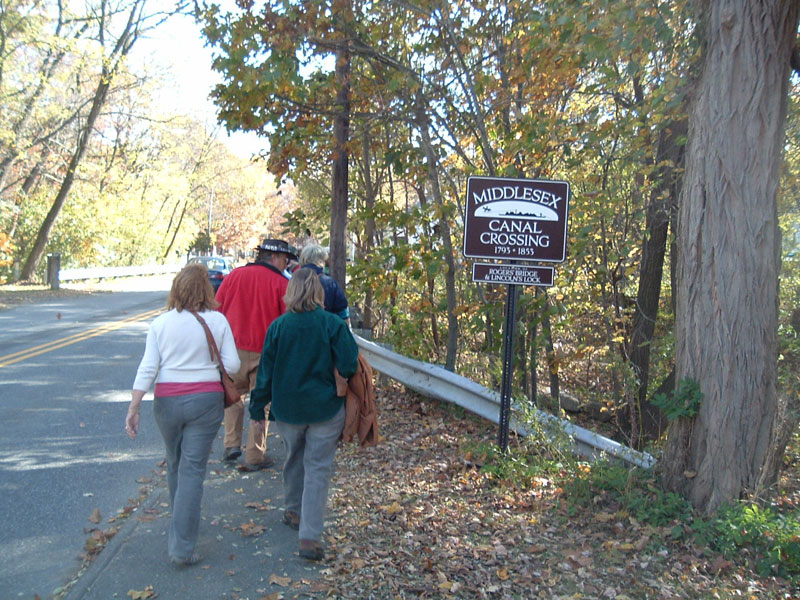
[330,3,351,291]
[662,0,799,514]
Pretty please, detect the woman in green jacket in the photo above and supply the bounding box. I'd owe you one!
[249,268,359,560]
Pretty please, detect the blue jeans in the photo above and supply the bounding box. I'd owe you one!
[275,405,345,541]
[153,391,223,560]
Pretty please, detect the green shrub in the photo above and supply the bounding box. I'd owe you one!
[462,439,564,488]
[562,460,693,527]
[694,502,800,579]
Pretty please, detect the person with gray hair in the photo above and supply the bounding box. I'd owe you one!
[298,244,349,323]
[249,268,359,560]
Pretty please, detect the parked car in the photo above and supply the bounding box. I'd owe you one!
[187,256,235,292]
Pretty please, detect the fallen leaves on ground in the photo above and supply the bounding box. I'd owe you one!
[306,382,797,599]
[268,574,291,586]
[127,585,156,599]
[83,527,117,556]
[239,520,265,536]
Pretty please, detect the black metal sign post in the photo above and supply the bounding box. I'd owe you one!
[498,283,518,451]
[463,176,570,452]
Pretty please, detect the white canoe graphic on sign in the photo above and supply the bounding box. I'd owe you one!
[475,201,558,221]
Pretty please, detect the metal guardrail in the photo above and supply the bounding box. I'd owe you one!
[58,264,182,282]
[354,335,656,469]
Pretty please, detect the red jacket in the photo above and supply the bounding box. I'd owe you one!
[215,262,288,353]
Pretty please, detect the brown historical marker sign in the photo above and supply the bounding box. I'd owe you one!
[463,176,570,262]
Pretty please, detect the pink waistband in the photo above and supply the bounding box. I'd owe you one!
[155,381,223,397]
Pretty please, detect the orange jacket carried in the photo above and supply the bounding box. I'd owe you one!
[335,353,378,447]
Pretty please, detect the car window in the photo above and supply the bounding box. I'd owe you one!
[188,257,232,271]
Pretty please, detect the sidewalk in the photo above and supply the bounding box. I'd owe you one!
[64,429,325,600]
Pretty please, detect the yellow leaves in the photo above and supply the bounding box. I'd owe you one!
[496,567,510,580]
[127,586,155,599]
[382,501,403,515]
[617,542,635,551]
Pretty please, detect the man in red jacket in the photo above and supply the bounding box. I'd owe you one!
[215,238,296,468]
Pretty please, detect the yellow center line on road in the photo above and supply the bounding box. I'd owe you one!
[0,307,163,368]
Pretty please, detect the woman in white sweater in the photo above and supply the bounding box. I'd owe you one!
[126,263,240,566]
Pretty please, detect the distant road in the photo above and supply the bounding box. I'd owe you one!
[0,279,173,598]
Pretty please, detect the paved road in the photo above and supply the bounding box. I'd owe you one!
[0,278,173,598]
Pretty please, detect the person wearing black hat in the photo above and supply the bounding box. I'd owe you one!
[214,238,298,469]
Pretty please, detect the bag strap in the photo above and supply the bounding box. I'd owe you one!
[189,310,225,371]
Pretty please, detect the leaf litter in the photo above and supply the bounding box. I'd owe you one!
[60,381,799,600]
[309,382,797,599]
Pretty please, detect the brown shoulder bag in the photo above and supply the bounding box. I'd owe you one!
[190,311,240,408]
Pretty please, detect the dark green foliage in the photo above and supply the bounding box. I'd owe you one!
[693,503,800,579]
[651,376,703,420]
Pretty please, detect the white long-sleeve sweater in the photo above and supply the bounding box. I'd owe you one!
[133,308,241,392]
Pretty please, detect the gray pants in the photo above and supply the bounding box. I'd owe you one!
[153,391,223,560]
[275,405,345,541]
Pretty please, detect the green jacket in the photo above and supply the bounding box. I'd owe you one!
[249,306,359,424]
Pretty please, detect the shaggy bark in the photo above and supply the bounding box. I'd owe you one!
[662,0,800,513]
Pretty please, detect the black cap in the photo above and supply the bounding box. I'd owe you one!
[255,238,298,260]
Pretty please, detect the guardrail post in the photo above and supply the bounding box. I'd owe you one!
[46,253,61,290]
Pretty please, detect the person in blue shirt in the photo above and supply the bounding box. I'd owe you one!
[298,244,349,323]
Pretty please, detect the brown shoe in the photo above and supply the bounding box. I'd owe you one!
[283,510,300,530]
[299,539,324,561]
